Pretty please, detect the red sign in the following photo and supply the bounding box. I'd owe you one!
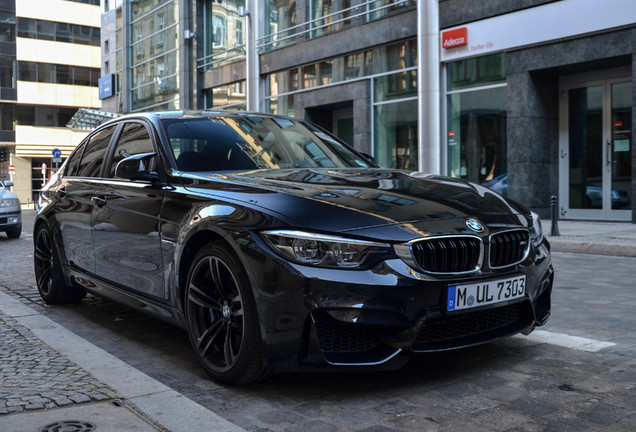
[8,164,15,173]
[614,120,623,128]
[442,27,468,49]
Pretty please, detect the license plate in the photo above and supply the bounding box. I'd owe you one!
[447,275,526,312]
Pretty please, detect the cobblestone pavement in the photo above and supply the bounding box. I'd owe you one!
[1,212,636,431]
[0,310,114,415]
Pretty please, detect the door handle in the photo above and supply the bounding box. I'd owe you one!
[91,196,107,207]
[607,139,611,167]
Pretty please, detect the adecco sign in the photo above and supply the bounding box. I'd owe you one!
[440,0,636,62]
[442,27,467,49]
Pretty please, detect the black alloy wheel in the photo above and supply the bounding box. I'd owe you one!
[185,242,270,385]
[34,223,86,304]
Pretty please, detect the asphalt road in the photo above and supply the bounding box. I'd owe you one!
[1,211,635,431]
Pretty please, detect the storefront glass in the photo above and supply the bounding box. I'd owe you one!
[373,70,418,170]
[446,53,507,193]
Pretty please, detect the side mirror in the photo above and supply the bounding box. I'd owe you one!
[3,180,13,187]
[115,152,160,181]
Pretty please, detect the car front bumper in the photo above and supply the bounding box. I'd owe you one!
[0,209,21,232]
[240,235,554,371]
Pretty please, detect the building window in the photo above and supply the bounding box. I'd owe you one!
[204,81,247,110]
[18,62,99,87]
[212,15,226,48]
[15,106,77,127]
[373,71,418,170]
[0,10,16,42]
[368,0,416,21]
[262,0,296,52]
[0,55,15,88]
[446,53,507,192]
[17,18,100,46]
[199,0,245,70]
[310,0,351,38]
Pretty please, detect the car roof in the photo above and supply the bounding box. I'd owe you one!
[100,110,293,127]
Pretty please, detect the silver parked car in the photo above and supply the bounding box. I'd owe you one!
[0,179,21,239]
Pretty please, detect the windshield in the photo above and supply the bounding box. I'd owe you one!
[161,115,372,172]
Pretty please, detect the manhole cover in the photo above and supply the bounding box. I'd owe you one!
[39,420,97,432]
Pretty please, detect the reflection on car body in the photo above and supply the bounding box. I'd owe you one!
[34,112,554,385]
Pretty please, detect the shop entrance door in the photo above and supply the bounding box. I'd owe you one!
[559,72,632,220]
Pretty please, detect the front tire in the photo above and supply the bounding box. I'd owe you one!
[185,242,270,385]
[34,223,86,304]
[6,225,21,239]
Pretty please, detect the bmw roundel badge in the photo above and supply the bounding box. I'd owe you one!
[466,218,485,233]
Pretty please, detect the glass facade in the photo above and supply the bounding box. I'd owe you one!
[446,53,507,193]
[130,0,179,111]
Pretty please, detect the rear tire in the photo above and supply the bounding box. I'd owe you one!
[34,223,86,304]
[185,242,271,385]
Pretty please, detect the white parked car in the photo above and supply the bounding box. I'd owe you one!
[0,179,21,239]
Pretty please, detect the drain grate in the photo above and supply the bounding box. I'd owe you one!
[39,420,97,432]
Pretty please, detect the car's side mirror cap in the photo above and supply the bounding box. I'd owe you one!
[3,180,13,187]
[115,152,160,182]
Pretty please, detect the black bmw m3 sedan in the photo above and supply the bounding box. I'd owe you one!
[34,111,553,384]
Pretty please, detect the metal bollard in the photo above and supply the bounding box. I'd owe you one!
[550,195,560,236]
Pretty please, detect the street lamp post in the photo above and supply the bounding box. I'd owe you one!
[417,0,441,174]
[241,0,260,112]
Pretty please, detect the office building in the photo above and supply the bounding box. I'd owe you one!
[100,0,636,222]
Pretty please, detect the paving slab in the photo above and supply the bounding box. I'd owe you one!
[0,400,162,432]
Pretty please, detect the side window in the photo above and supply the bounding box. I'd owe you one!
[109,122,155,177]
[65,141,87,177]
[76,125,116,177]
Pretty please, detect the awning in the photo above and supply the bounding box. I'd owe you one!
[66,108,121,131]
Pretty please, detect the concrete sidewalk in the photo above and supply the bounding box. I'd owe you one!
[0,289,245,432]
[547,219,636,257]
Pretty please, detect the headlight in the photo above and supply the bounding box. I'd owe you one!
[261,230,392,269]
[529,211,544,246]
[0,198,20,207]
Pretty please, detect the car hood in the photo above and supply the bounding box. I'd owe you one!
[180,168,530,239]
[0,187,17,201]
